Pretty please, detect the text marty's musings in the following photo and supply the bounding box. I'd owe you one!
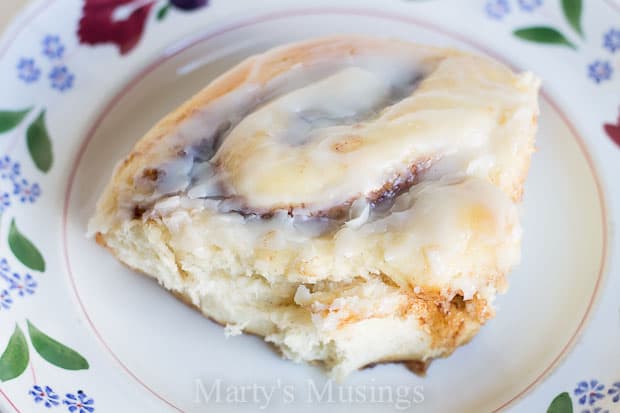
[194,378,425,410]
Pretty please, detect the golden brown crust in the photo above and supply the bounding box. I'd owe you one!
[363,358,433,376]
[403,292,490,350]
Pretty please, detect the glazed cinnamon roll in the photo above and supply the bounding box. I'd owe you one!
[90,36,540,379]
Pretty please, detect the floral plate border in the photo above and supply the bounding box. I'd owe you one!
[0,1,618,412]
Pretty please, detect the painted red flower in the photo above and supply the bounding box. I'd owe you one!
[78,0,210,55]
[78,0,156,55]
[604,108,620,148]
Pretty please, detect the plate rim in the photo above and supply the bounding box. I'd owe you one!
[61,7,610,413]
[0,2,614,412]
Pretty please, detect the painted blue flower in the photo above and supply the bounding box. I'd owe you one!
[29,385,60,408]
[42,35,65,59]
[0,156,21,181]
[12,179,41,203]
[588,61,613,84]
[0,289,12,310]
[486,0,510,19]
[63,390,95,413]
[608,382,620,403]
[17,58,41,83]
[518,0,543,11]
[0,258,10,275]
[0,192,10,214]
[575,380,606,405]
[581,408,609,413]
[49,65,74,92]
[603,28,620,53]
[6,273,37,296]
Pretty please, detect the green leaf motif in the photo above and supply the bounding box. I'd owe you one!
[26,110,53,173]
[8,219,45,272]
[513,27,576,49]
[0,108,31,134]
[547,392,573,413]
[27,320,89,370]
[561,0,583,37]
[157,4,170,21]
[0,325,29,382]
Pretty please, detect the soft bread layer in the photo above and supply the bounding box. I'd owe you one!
[97,177,511,378]
[118,178,520,298]
[97,219,491,379]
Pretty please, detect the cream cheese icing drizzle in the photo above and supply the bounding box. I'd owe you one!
[142,51,535,224]
[145,55,430,216]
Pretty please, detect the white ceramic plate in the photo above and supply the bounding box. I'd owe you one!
[0,1,618,412]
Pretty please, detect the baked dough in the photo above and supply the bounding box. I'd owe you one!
[90,36,540,379]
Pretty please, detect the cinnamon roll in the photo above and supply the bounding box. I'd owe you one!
[90,36,540,379]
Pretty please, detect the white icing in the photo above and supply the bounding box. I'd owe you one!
[345,201,370,229]
[145,51,536,217]
[210,60,427,211]
[149,55,425,208]
[156,156,194,194]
